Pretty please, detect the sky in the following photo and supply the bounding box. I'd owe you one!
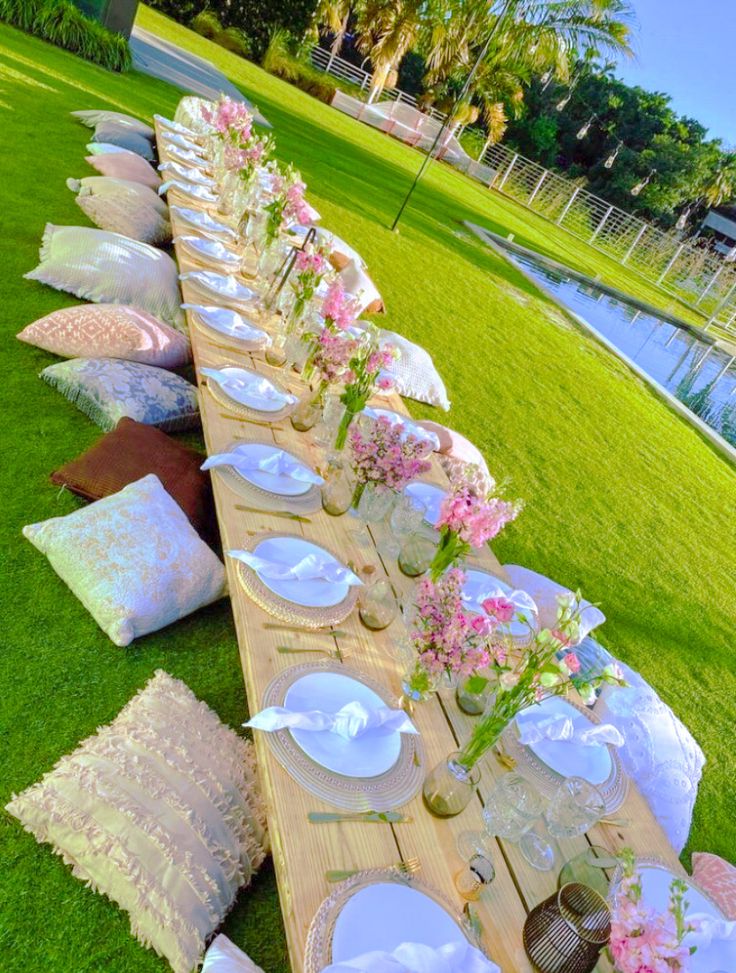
[614,0,735,146]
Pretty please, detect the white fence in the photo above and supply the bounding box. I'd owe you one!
[310,46,736,332]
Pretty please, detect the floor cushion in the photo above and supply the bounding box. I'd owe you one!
[92,120,155,161]
[23,475,225,645]
[381,329,450,411]
[691,853,736,919]
[40,358,199,432]
[202,936,265,973]
[18,304,190,368]
[86,150,161,190]
[68,177,171,246]
[6,670,266,973]
[72,109,155,140]
[338,258,384,315]
[315,228,366,270]
[25,225,184,330]
[50,418,216,545]
[502,564,606,642]
[415,420,494,488]
[596,660,705,853]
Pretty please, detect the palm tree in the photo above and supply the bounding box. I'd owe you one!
[701,152,736,208]
[313,0,354,66]
[355,0,430,103]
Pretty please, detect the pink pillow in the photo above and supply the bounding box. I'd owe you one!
[416,420,492,481]
[85,151,161,190]
[692,853,736,919]
[17,305,191,368]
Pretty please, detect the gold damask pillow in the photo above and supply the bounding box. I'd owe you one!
[23,474,226,646]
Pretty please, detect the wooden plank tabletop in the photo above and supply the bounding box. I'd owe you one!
[156,123,683,973]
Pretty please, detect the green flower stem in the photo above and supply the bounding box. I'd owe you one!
[429,528,470,580]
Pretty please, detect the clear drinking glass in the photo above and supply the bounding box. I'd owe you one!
[397,531,436,577]
[482,773,545,842]
[520,777,606,872]
[454,831,496,900]
[358,578,398,630]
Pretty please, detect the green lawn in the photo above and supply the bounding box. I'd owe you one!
[1,10,734,972]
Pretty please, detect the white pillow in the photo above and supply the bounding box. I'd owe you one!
[174,95,217,134]
[381,329,450,411]
[338,259,384,314]
[69,183,171,246]
[25,225,184,330]
[6,670,267,973]
[23,474,226,645]
[202,935,265,973]
[502,564,605,642]
[85,141,129,155]
[316,228,365,269]
[67,176,169,216]
[72,109,155,139]
[596,662,705,852]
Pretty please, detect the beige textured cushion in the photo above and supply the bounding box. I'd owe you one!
[67,176,168,216]
[86,151,161,190]
[25,224,184,330]
[17,305,190,368]
[381,329,450,411]
[6,670,267,973]
[69,178,172,246]
[23,474,225,645]
[72,109,155,139]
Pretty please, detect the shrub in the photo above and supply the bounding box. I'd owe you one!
[0,0,131,71]
[262,28,337,103]
[191,8,221,39]
[215,25,251,58]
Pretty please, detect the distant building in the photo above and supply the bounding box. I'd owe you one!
[701,207,736,260]
[72,0,139,38]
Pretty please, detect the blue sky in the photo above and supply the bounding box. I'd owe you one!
[614,0,734,145]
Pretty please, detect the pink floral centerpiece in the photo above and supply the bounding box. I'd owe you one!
[263,164,313,245]
[428,470,521,580]
[349,414,433,509]
[285,241,329,331]
[202,95,253,144]
[334,328,398,450]
[609,850,696,973]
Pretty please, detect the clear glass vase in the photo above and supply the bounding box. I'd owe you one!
[291,389,323,432]
[354,482,395,522]
[398,531,436,577]
[358,578,398,631]
[422,752,481,818]
[456,676,493,716]
[428,528,470,581]
[321,460,353,516]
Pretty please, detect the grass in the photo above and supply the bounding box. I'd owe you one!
[1,7,734,971]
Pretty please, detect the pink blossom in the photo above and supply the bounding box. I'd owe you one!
[562,651,581,673]
[481,596,516,624]
[436,483,519,549]
[320,280,360,330]
[349,416,432,492]
[377,375,394,391]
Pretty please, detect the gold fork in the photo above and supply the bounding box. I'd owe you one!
[325,858,420,883]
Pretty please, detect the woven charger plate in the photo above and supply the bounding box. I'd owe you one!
[501,697,629,814]
[205,366,296,423]
[235,532,359,628]
[213,439,322,514]
[259,663,424,811]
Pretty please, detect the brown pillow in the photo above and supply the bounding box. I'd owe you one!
[50,418,217,546]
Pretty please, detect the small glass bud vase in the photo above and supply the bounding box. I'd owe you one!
[422,752,481,818]
[321,460,352,516]
[358,578,398,631]
[291,390,322,432]
[456,676,493,716]
[398,531,436,577]
[353,482,395,522]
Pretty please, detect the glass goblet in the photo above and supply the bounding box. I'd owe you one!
[520,776,606,872]
[483,773,545,843]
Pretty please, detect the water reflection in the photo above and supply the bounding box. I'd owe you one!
[511,253,736,448]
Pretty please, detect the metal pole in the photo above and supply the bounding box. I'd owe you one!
[589,205,613,244]
[556,185,580,226]
[496,152,518,191]
[696,266,724,307]
[390,0,518,232]
[656,242,685,284]
[527,170,547,206]
[621,222,647,264]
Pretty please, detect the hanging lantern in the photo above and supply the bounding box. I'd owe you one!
[576,118,594,140]
[604,142,622,168]
[631,168,656,197]
[676,207,691,230]
[556,94,571,111]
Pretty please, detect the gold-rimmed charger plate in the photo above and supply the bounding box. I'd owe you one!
[213,439,322,514]
[235,533,358,628]
[501,697,629,813]
[259,663,424,811]
[205,366,296,423]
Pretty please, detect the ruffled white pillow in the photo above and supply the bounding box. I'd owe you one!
[23,474,225,645]
[381,329,450,411]
[6,670,267,973]
[25,225,184,330]
[202,935,265,972]
[502,564,606,642]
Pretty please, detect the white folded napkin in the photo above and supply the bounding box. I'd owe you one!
[517,713,624,749]
[201,446,323,485]
[159,161,216,187]
[181,304,270,344]
[227,549,362,586]
[246,700,417,740]
[153,114,198,137]
[180,271,257,302]
[200,367,296,406]
[172,209,236,237]
[462,583,537,620]
[161,132,203,152]
[320,941,499,973]
[684,912,736,951]
[159,179,218,202]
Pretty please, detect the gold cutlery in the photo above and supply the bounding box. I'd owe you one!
[264,622,352,638]
[308,810,411,824]
[325,857,420,882]
[218,410,275,427]
[599,816,631,828]
[236,504,311,523]
[277,644,345,662]
[493,744,516,771]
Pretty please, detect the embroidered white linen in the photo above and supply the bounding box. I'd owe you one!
[381,329,450,411]
[319,940,500,972]
[246,700,418,739]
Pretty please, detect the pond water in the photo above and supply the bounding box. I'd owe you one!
[509,249,736,449]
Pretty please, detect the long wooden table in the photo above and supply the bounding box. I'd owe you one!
[157,124,683,973]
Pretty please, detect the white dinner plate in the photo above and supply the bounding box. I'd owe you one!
[628,863,733,973]
[331,882,466,961]
[171,206,236,240]
[162,131,203,153]
[203,366,292,412]
[284,672,402,778]
[404,481,446,526]
[176,235,241,269]
[251,536,353,608]
[220,443,315,497]
[515,696,613,786]
[159,161,215,187]
[154,114,201,138]
[180,271,259,306]
[362,407,440,450]
[462,569,535,640]
[160,180,218,203]
[182,304,269,347]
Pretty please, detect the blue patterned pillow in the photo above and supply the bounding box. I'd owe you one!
[41,358,199,432]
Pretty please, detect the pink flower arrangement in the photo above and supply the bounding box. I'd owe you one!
[609,851,696,973]
[310,328,358,385]
[203,96,253,143]
[429,474,521,580]
[410,568,494,680]
[349,415,432,496]
[334,330,399,449]
[320,280,361,331]
[264,164,313,242]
